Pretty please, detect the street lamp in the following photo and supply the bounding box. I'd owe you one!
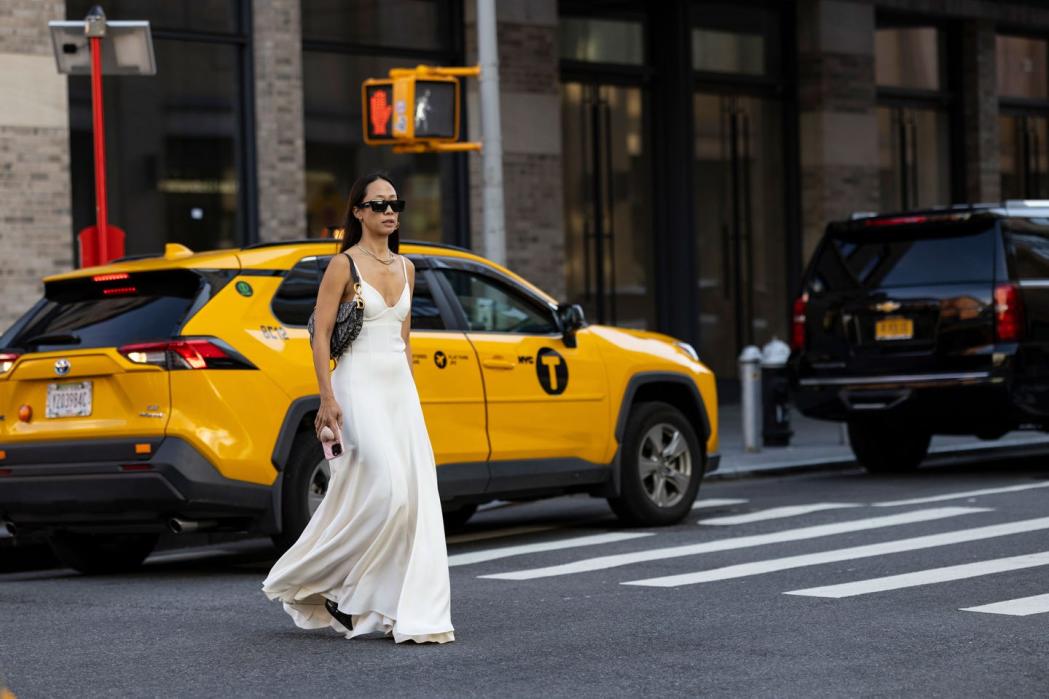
[49,6,156,268]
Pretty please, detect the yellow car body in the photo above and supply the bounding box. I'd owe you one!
[0,240,718,572]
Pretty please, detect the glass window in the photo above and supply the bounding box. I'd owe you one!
[66,0,240,34]
[692,29,764,75]
[1008,225,1049,280]
[303,52,452,242]
[875,27,942,90]
[1000,115,1049,199]
[69,38,244,256]
[438,269,557,334]
[410,273,445,330]
[811,225,997,292]
[3,271,203,351]
[271,257,325,327]
[559,17,644,65]
[301,0,450,51]
[997,35,1048,100]
[877,106,952,211]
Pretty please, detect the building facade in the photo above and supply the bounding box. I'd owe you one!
[4,0,1049,380]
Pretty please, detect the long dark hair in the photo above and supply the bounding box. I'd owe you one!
[337,171,400,254]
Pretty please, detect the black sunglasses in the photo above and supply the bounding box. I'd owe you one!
[358,199,406,213]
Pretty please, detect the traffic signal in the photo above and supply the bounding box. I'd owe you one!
[362,73,460,145]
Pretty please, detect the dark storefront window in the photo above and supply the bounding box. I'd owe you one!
[301,0,463,243]
[998,35,1049,200]
[66,1,249,258]
[875,24,953,212]
[560,17,644,66]
[692,4,789,378]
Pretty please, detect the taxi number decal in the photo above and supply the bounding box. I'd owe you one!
[536,347,568,395]
[260,325,288,340]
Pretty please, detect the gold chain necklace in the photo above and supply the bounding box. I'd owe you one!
[355,243,395,265]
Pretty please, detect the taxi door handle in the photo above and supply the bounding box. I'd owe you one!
[482,359,515,370]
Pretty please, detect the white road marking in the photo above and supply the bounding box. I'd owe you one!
[961,592,1049,616]
[872,481,1049,507]
[787,551,1049,598]
[626,515,1049,588]
[699,503,860,526]
[479,507,985,581]
[448,532,655,567]
[447,524,563,546]
[691,498,749,510]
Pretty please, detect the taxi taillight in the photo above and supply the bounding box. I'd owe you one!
[0,352,20,374]
[119,338,253,370]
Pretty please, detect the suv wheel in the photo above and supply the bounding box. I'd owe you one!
[272,433,330,554]
[607,401,703,526]
[46,531,158,575]
[848,418,931,474]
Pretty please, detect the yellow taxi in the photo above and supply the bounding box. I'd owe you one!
[0,240,718,573]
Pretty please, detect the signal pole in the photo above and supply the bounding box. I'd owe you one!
[476,0,506,265]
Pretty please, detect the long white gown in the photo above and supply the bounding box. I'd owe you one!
[261,255,455,644]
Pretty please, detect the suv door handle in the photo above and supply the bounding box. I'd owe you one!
[482,359,515,370]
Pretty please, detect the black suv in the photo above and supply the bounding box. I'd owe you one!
[790,202,1049,473]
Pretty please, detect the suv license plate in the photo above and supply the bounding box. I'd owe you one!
[46,381,93,418]
[875,317,914,341]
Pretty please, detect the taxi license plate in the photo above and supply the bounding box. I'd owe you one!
[875,317,914,341]
[46,381,93,418]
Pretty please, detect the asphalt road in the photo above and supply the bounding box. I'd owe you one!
[3,457,1049,698]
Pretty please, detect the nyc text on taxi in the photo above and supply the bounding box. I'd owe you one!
[0,240,718,573]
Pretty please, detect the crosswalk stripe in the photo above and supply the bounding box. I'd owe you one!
[961,592,1049,616]
[699,503,859,526]
[872,481,1049,507]
[624,515,1049,588]
[448,532,655,567]
[786,551,1049,598]
[691,498,749,510]
[478,507,986,581]
[447,524,565,546]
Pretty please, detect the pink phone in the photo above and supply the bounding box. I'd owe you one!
[319,426,343,460]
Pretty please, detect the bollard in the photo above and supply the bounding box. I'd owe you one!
[761,337,794,447]
[739,345,762,453]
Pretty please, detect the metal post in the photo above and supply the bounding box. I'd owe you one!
[476,0,506,265]
[739,345,762,453]
[86,6,109,263]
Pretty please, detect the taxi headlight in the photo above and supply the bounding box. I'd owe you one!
[674,341,699,362]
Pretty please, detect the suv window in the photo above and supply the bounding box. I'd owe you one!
[1005,221,1049,280]
[1,270,203,351]
[809,222,997,292]
[437,268,558,334]
[272,255,447,330]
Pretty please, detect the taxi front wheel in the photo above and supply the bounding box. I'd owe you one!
[607,401,703,526]
[272,433,329,554]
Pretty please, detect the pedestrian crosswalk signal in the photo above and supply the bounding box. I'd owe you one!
[362,66,480,152]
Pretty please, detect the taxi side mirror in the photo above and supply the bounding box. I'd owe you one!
[557,303,586,348]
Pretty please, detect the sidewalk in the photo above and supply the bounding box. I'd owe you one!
[712,402,1049,479]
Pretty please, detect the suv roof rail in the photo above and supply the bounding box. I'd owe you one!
[1004,199,1049,208]
[849,211,877,220]
[238,238,474,253]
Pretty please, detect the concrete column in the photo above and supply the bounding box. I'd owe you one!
[465,0,566,299]
[962,19,999,203]
[253,0,306,241]
[0,0,72,328]
[796,0,878,261]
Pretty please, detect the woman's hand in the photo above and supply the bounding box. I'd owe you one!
[315,397,343,440]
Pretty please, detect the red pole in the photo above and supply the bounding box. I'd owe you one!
[89,35,109,263]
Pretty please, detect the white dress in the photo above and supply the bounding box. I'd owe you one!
[261,255,455,644]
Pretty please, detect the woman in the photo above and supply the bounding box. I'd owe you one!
[261,172,456,644]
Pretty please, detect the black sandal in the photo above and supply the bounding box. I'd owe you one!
[324,598,354,630]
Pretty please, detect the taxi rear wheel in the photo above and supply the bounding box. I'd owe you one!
[46,531,158,575]
[442,504,478,532]
[607,401,703,526]
[272,433,330,554]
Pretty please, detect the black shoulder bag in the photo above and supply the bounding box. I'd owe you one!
[307,252,365,361]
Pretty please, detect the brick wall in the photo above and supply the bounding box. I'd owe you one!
[253,0,306,242]
[0,0,71,330]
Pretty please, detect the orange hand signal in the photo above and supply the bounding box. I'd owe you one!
[369,90,393,136]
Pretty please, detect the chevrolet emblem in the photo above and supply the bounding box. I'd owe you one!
[874,301,901,313]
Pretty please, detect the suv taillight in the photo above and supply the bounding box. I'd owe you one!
[119,338,254,370]
[0,351,20,374]
[791,293,808,352]
[994,283,1024,342]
